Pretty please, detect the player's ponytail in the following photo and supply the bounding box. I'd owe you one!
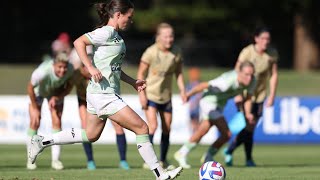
[95,0,134,29]
[95,3,109,29]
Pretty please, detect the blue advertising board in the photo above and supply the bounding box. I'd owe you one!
[224,97,320,143]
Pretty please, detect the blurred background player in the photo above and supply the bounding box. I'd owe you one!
[69,45,131,170]
[224,27,279,167]
[28,0,183,179]
[137,22,187,169]
[174,61,256,169]
[51,32,72,56]
[186,67,202,133]
[26,52,74,170]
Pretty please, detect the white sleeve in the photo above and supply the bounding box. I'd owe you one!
[85,27,111,46]
[208,76,230,92]
[30,68,46,86]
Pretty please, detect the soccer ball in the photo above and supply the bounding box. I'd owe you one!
[199,161,226,180]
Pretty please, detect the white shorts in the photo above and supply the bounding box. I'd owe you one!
[86,93,127,120]
[199,99,224,121]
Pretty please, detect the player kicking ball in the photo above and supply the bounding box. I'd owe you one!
[28,0,182,179]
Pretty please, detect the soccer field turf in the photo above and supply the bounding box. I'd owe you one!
[1,144,320,180]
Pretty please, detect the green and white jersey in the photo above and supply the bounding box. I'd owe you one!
[85,26,126,94]
[31,59,74,97]
[201,70,256,108]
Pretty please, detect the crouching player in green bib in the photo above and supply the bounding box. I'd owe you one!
[26,52,74,170]
[174,61,256,169]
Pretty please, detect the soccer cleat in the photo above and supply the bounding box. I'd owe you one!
[157,166,183,180]
[28,135,45,164]
[26,160,37,170]
[246,159,256,167]
[160,160,176,171]
[174,152,191,169]
[223,149,233,166]
[224,154,233,166]
[51,160,64,170]
[87,160,96,170]
[200,152,213,164]
[119,160,130,170]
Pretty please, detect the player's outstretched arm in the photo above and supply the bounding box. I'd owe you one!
[186,82,208,100]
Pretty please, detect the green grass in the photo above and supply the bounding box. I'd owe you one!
[1,144,320,179]
[1,64,320,95]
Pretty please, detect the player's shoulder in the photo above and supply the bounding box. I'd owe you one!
[223,69,237,78]
[240,44,255,54]
[219,70,237,83]
[37,58,53,70]
[143,43,158,54]
[89,26,114,39]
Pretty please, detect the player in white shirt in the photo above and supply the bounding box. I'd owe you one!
[26,52,74,170]
[69,45,131,170]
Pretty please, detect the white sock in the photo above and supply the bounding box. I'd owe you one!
[178,141,197,157]
[51,129,61,161]
[26,128,37,161]
[136,134,167,178]
[26,135,32,159]
[42,128,89,147]
[51,145,61,161]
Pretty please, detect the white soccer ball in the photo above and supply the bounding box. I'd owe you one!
[199,161,226,180]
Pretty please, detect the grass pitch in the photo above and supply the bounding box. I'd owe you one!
[0,144,320,180]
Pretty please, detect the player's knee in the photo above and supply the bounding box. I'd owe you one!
[87,134,99,142]
[30,119,40,129]
[162,127,171,134]
[136,121,149,135]
[85,130,100,142]
[148,123,158,133]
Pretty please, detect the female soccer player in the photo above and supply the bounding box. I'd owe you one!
[174,61,256,169]
[224,27,278,167]
[137,22,187,169]
[26,52,74,170]
[69,45,130,170]
[28,1,182,179]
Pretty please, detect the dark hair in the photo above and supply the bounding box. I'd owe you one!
[239,61,255,72]
[254,26,271,37]
[95,0,134,28]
